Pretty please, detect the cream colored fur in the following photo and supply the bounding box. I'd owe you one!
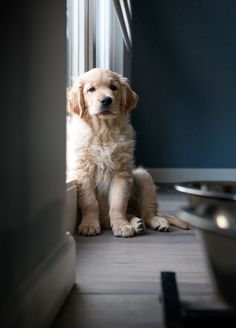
[67,68,188,237]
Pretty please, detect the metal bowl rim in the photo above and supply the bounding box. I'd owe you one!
[177,208,236,238]
[174,181,236,202]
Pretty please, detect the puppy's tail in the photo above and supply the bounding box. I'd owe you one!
[157,213,189,230]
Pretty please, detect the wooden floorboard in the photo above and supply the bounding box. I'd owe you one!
[52,189,226,328]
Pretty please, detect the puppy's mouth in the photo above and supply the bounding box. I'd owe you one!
[96,110,116,118]
[93,106,118,118]
[100,110,111,116]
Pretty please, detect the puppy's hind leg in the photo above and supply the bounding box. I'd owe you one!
[132,168,169,232]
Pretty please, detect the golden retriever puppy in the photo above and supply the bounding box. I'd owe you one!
[67,68,188,237]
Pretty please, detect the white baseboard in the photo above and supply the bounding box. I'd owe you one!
[147,168,236,183]
[2,234,76,328]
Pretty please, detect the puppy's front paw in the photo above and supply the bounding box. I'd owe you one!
[147,216,169,232]
[112,222,135,237]
[130,217,146,234]
[78,223,101,236]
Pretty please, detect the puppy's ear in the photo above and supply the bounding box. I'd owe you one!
[67,79,85,117]
[120,77,139,112]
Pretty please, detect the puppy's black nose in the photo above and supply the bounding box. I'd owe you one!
[101,96,112,107]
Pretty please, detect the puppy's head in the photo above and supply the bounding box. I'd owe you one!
[67,68,138,119]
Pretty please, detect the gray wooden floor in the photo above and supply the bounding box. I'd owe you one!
[52,186,225,328]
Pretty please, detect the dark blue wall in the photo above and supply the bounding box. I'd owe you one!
[131,0,236,168]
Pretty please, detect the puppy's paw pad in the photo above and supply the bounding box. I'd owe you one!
[78,223,101,236]
[154,225,169,232]
[112,224,135,238]
[130,217,146,234]
[149,216,169,232]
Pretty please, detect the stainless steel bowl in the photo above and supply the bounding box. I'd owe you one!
[174,181,236,306]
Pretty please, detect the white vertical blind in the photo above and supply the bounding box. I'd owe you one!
[113,0,132,55]
[78,0,87,74]
[67,0,79,86]
[67,0,125,85]
[95,0,112,70]
[110,3,124,74]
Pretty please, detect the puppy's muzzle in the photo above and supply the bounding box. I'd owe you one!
[100,96,112,107]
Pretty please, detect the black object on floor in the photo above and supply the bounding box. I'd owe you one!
[160,271,236,328]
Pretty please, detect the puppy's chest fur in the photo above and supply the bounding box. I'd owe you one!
[67,115,135,192]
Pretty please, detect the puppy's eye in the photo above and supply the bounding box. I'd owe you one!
[110,85,117,91]
[88,87,96,92]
